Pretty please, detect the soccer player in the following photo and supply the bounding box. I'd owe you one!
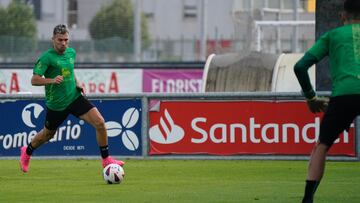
[19,24,125,173]
[294,0,360,202]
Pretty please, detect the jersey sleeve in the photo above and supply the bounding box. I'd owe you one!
[294,53,319,99]
[307,32,330,61]
[68,47,76,59]
[33,54,49,76]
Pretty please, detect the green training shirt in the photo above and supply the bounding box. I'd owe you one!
[33,47,80,111]
[306,24,360,97]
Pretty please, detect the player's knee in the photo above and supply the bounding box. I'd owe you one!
[93,117,106,130]
[316,142,331,152]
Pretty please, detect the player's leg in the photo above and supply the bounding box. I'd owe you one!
[70,95,125,167]
[80,107,107,146]
[301,95,357,203]
[301,142,329,203]
[79,107,125,167]
[306,143,329,180]
[20,108,67,173]
[30,127,58,148]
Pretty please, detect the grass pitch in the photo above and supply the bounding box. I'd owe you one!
[0,159,359,203]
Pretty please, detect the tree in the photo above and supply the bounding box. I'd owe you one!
[88,0,150,52]
[0,0,37,54]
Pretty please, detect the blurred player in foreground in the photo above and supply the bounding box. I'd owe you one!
[294,0,360,202]
[19,24,124,173]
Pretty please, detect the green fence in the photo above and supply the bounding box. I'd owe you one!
[0,36,314,63]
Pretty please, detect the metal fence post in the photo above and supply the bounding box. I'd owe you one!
[141,95,149,158]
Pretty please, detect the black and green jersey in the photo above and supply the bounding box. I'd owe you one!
[33,47,80,110]
[295,23,360,98]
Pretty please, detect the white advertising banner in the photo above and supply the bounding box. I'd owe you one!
[75,69,143,94]
[0,69,143,94]
[0,69,43,94]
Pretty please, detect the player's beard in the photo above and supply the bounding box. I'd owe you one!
[56,45,67,54]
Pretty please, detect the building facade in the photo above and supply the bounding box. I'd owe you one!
[0,0,316,62]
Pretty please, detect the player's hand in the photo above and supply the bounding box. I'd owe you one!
[306,96,329,113]
[53,75,63,84]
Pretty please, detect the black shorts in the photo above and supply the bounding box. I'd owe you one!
[319,94,360,146]
[45,95,95,130]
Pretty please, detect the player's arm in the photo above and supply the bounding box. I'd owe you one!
[74,75,81,88]
[31,74,63,86]
[74,75,85,94]
[294,53,318,99]
[32,55,63,86]
[295,31,329,99]
[72,49,84,93]
[294,53,328,113]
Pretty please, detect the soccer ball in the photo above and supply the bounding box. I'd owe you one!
[103,163,125,184]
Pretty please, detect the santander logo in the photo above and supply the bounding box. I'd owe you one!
[149,109,184,144]
[148,102,355,156]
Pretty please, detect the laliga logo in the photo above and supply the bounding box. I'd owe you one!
[149,109,184,144]
[22,103,44,127]
[105,107,140,151]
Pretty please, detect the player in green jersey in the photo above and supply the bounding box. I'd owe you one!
[294,0,360,202]
[19,24,125,173]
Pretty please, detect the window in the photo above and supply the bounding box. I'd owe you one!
[183,0,197,19]
[144,12,154,20]
[235,0,306,11]
[267,0,305,10]
[68,0,78,28]
[283,0,294,9]
[253,0,265,9]
[143,0,155,20]
[268,0,280,8]
[26,0,41,20]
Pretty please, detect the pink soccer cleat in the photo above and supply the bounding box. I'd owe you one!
[19,146,31,173]
[102,156,125,168]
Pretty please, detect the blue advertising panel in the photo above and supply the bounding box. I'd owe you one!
[0,99,142,156]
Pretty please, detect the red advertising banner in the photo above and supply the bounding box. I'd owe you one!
[149,101,355,156]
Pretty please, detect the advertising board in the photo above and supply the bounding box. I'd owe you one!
[143,69,203,92]
[0,99,142,156]
[149,101,355,156]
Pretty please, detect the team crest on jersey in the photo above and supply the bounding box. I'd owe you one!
[69,58,74,64]
[61,68,71,77]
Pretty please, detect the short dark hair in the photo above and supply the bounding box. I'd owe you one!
[53,24,69,35]
[344,0,360,18]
